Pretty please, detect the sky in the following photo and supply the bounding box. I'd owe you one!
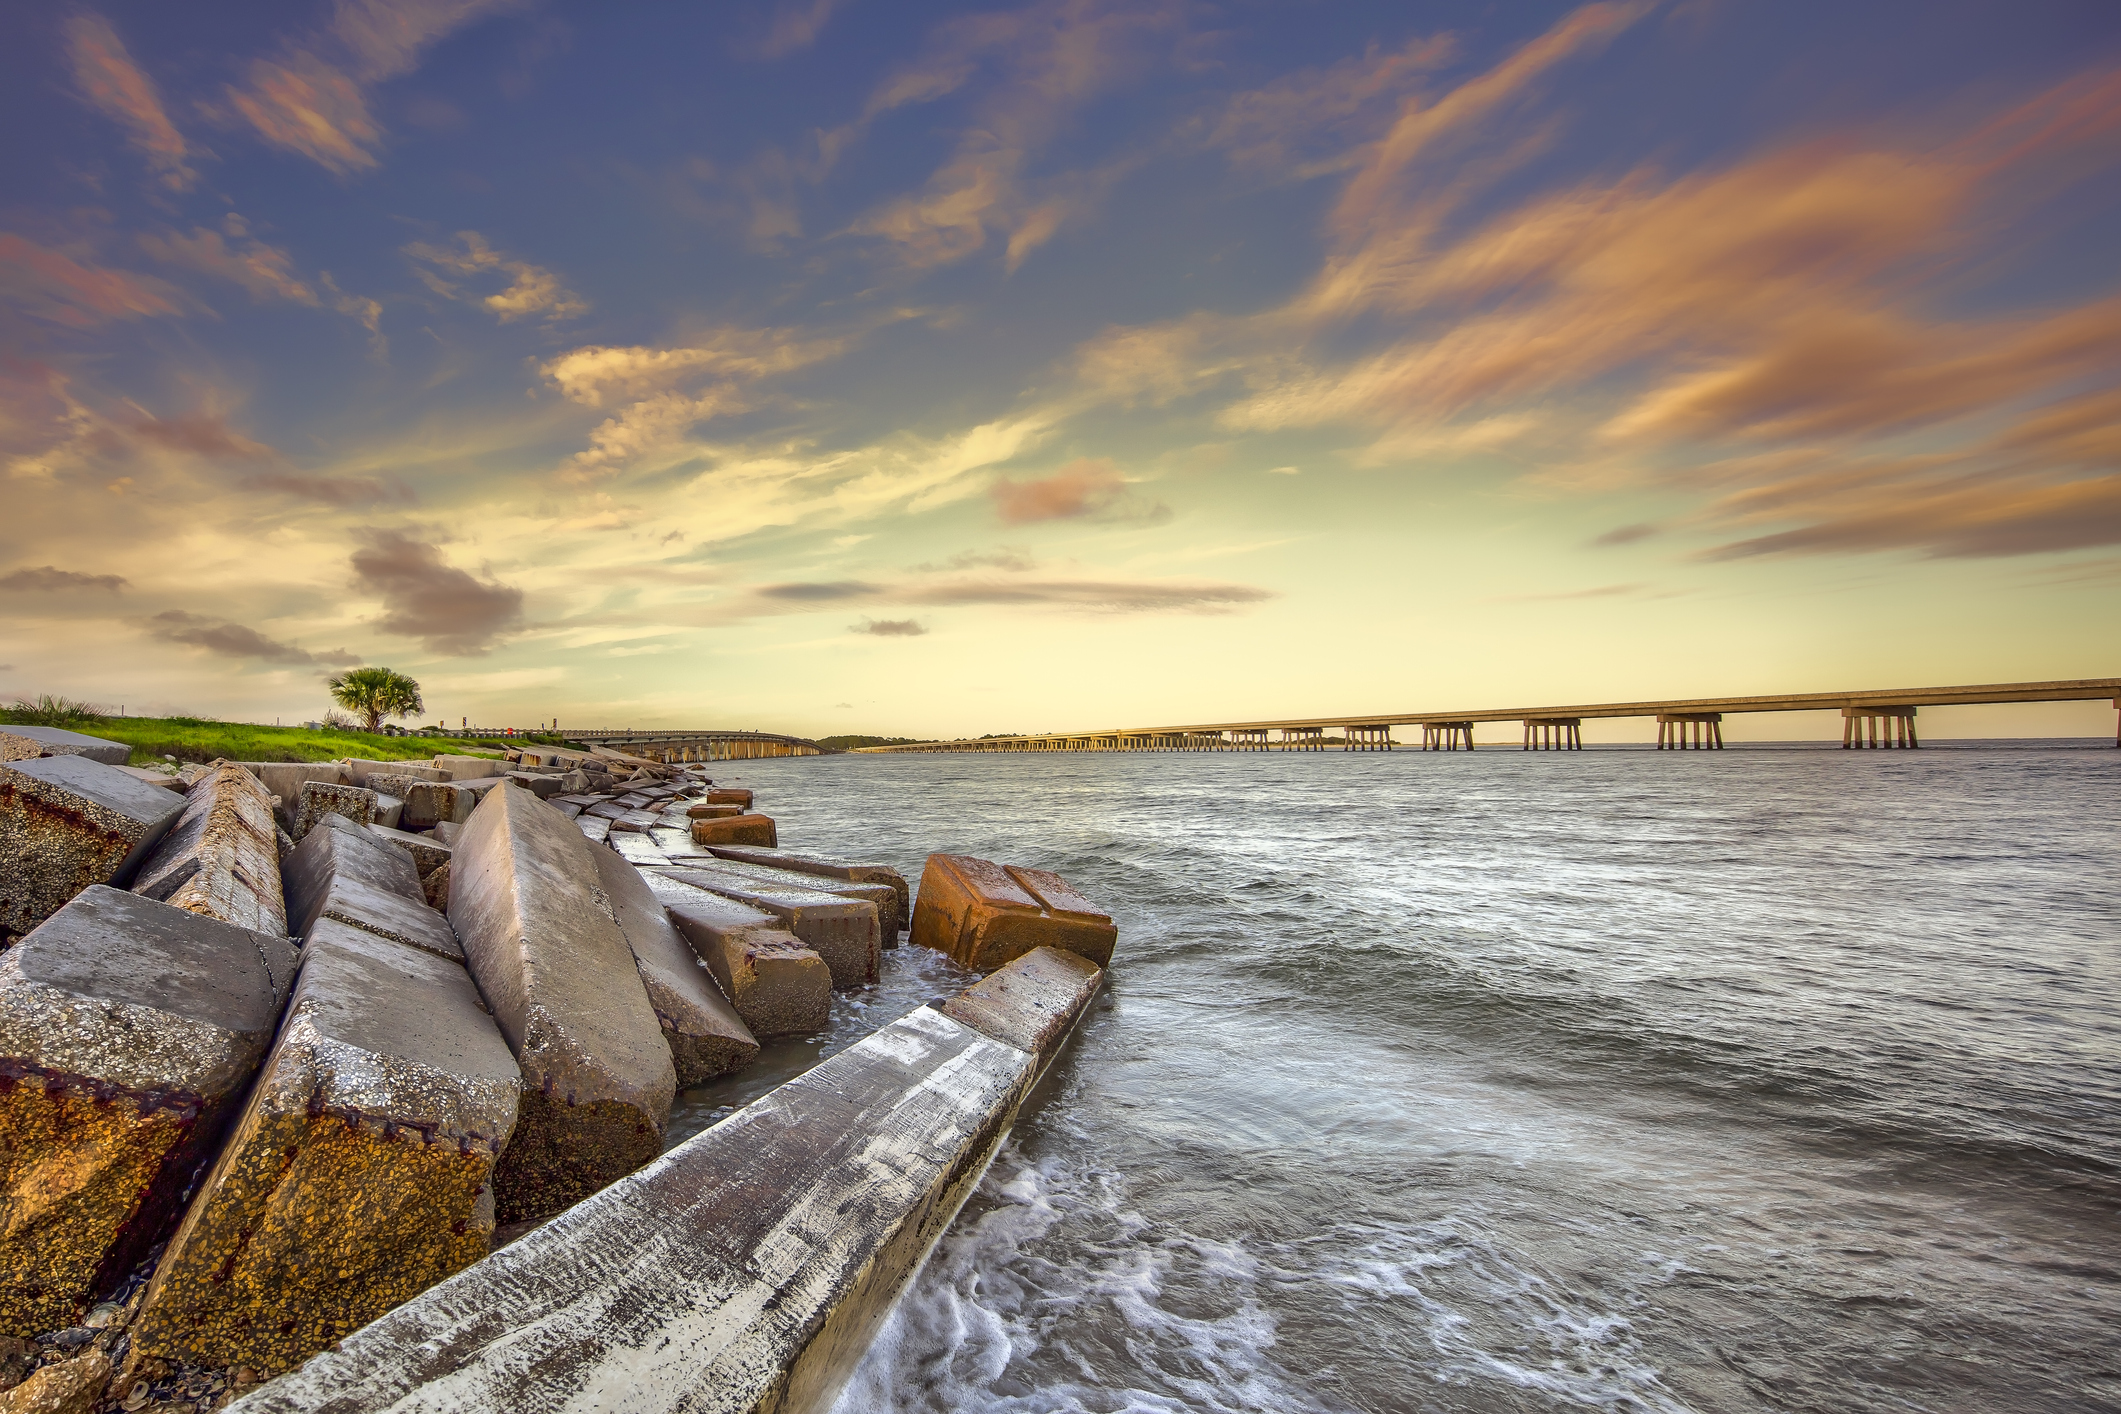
[2,0,2117,742]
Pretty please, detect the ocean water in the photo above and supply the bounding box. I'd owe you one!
[686,743,2120,1413]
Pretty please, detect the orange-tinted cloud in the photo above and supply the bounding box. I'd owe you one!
[63,13,196,190]
[990,457,1125,523]
[138,223,316,305]
[0,235,179,328]
[404,232,586,322]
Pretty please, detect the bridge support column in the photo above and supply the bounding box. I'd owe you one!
[1281,726,1325,751]
[1344,724,1393,751]
[1657,713,1723,750]
[1842,706,1917,749]
[1422,721,1474,751]
[1522,717,1582,750]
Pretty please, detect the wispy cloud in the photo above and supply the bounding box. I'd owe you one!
[0,566,127,593]
[147,610,358,666]
[63,13,196,190]
[405,232,587,323]
[0,236,179,328]
[853,617,926,636]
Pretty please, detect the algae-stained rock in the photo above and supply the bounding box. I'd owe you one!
[0,726,128,767]
[688,813,777,848]
[448,784,674,1224]
[224,1007,1042,1414]
[0,888,296,1335]
[911,853,1118,972]
[0,756,185,935]
[587,848,758,1087]
[282,818,461,964]
[130,763,286,936]
[938,946,1104,1067]
[703,845,910,941]
[132,922,519,1376]
[290,782,375,842]
[640,872,830,1039]
[659,865,879,990]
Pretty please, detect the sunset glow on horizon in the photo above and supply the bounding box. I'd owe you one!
[3,1,2117,739]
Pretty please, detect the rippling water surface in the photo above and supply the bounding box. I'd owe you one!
[690,744,2119,1413]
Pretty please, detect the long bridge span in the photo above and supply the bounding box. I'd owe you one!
[852,678,2121,754]
[464,727,825,760]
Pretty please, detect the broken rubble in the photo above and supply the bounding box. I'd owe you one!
[588,848,758,1087]
[0,887,295,1334]
[448,784,674,1224]
[640,872,830,1039]
[129,763,286,936]
[132,921,519,1376]
[0,756,185,934]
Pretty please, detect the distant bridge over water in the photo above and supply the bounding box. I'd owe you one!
[852,678,2121,754]
[463,727,825,760]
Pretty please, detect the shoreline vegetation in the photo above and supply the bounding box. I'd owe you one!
[1,698,509,768]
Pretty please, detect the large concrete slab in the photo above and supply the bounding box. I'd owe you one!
[367,821,450,879]
[670,855,900,950]
[699,846,909,942]
[657,866,879,990]
[0,755,185,934]
[640,872,829,1039]
[937,945,1105,1068]
[431,755,503,780]
[0,725,129,766]
[587,848,758,1088]
[225,1007,1041,1414]
[448,785,674,1224]
[284,816,462,964]
[132,923,520,1376]
[688,814,777,848]
[344,760,445,786]
[130,763,286,936]
[0,887,296,1334]
[910,853,1118,972]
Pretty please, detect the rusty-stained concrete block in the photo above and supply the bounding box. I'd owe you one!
[687,812,777,848]
[290,781,375,842]
[640,872,829,1039]
[937,946,1104,1068]
[224,1003,1065,1414]
[910,854,1118,972]
[0,887,296,1334]
[682,801,741,819]
[130,763,286,936]
[133,922,520,1376]
[657,866,878,990]
[283,816,461,964]
[588,849,758,1088]
[704,788,753,810]
[0,756,185,935]
[0,726,129,766]
[704,845,909,942]
[448,785,674,1225]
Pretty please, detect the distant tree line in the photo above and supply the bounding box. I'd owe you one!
[816,734,933,752]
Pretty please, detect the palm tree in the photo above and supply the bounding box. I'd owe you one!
[326,668,424,733]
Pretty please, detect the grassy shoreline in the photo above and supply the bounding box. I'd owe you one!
[6,714,512,768]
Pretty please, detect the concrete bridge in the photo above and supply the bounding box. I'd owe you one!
[465,728,825,761]
[852,678,2121,754]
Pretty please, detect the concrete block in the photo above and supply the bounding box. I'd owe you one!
[608,809,659,833]
[675,856,901,950]
[130,763,286,936]
[232,765,346,823]
[110,764,188,793]
[705,788,754,810]
[133,922,520,1376]
[430,755,502,781]
[608,833,668,868]
[937,946,1104,1067]
[290,781,375,842]
[283,817,462,965]
[684,802,741,819]
[422,861,450,912]
[688,813,777,848]
[432,820,463,846]
[448,785,674,1224]
[503,771,562,799]
[550,800,582,820]
[911,854,1118,972]
[377,779,484,831]
[223,1007,1047,1414]
[366,822,448,879]
[557,770,591,793]
[372,792,403,829]
[588,849,757,1087]
[575,816,610,844]
[640,872,829,1039]
[657,865,878,990]
[0,725,129,766]
[0,887,296,1334]
[705,845,910,941]
[0,756,185,934]
[343,760,445,786]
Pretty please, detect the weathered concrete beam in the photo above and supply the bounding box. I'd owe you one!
[283,816,462,965]
[0,755,186,934]
[657,866,879,990]
[0,725,129,766]
[449,785,674,1225]
[130,762,286,936]
[910,853,1117,971]
[227,987,1091,1414]
[131,922,519,1377]
[0,887,296,1334]
[588,848,758,1088]
[938,945,1103,1066]
[670,855,901,951]
[700,846,909,942]
[640,872,830,1039]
